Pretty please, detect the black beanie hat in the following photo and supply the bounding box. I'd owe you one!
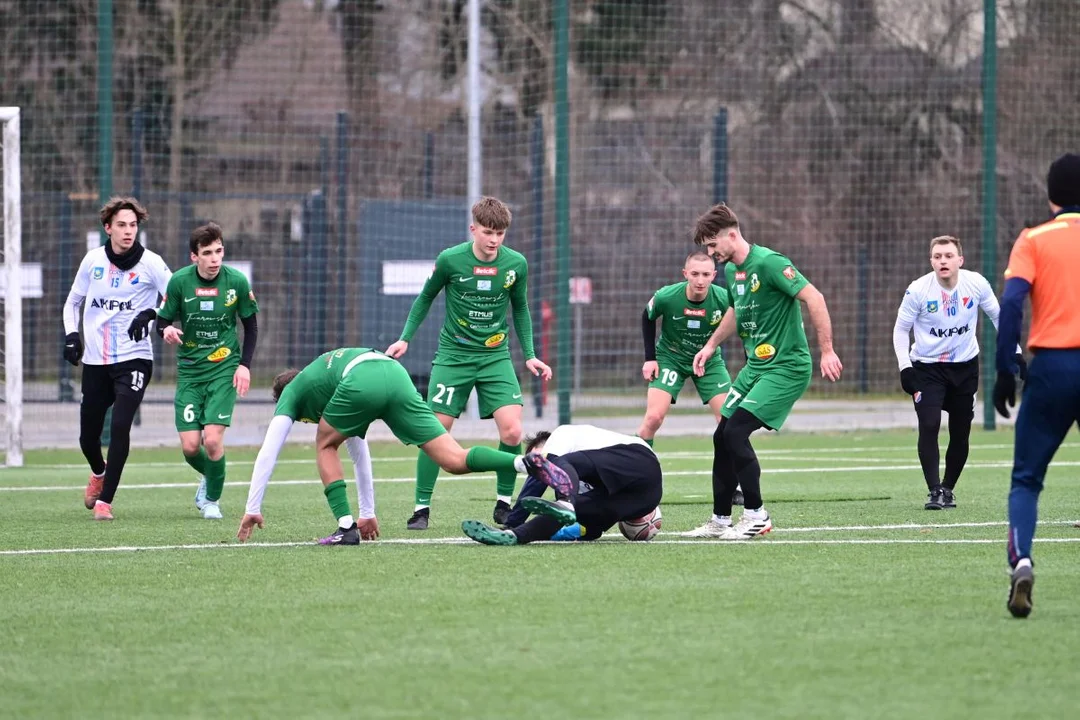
[1047,153,1080,207]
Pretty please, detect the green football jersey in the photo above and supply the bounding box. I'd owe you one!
[275,347,374,424]
[157,264,258,381]
[400,241,534,362]
[646,282,729,363]
[725,244,812,369]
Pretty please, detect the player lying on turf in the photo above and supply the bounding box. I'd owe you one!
[236,348,528,545]
[461,424,663,545]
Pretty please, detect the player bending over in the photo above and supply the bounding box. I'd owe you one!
[236,348,528,545]
[462,424,662,546]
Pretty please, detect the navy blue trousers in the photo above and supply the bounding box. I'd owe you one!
[1008,349,1080,565]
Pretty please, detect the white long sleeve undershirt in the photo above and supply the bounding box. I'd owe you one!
[244,415,376,517]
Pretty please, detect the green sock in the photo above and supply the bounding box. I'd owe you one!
[466,445,519,474]
[415,450,441,506]
[323,479,353,521]
[184,447,208,475]
[204,454,226,502]
[496,442,521,497]
[642,437,654,447]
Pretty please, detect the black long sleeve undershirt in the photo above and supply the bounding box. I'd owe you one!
[642,309,657,362]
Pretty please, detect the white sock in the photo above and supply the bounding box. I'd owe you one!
[338,514,355,530]
[513,456,526,473]
[712,514,731,526]
[414,503,430,512]
[92,470,105,479]
[746,506,767,518]
[496,494,512,505]
[1015,557,1033,570]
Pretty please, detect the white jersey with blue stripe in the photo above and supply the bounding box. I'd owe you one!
[63,246,172,365]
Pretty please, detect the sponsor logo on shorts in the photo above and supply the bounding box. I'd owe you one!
[914,391,922,404]
[249,291,256,301]
[683,308,706,317]
[474,266,498,276]
[783,266,796,280]
[196,287,219,297]
[207,347,232,362]
[754,343,776,360]
[512,393,522,399]
[485,332,507,347]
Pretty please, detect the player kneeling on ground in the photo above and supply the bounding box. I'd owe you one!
[462,424,663,545]
[236,348,528,545]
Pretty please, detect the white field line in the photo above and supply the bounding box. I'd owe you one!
[7,459,1080,493]
[3,535,1080,556]
[18,441,1077,471]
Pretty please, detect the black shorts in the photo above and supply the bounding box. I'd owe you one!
[81,359,154,414]
[911,357,978,417]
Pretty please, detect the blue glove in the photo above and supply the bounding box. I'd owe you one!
[550,523,583,541]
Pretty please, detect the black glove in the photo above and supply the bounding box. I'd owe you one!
[63,332,83,366]
[127,308,158,342]
[993,369,1017,419]
[900,367,918,395]
[1015,352,1028,382]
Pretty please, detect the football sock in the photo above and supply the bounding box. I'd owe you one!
[915,407,942,490]
[942,411,972,489]
[99,395,140,504]
[495,442,521,497]
[1007,483,1039,566]
[641,436,655,447]
[324,480,354,523]
[511,515,562,545]
[414,504,430,512]
[465,446,519,474]
[711,419,738,516]
[204,454,226,502]
[184,446,209,476]
[415,450,441,506]
[723,409,766,511]
[497,494,512,505]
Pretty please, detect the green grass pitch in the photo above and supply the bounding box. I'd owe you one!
[2,429,1079,718]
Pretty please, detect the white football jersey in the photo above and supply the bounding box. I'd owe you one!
[543,424,653,456]
[63,246,172,365]
[892,269,999,368]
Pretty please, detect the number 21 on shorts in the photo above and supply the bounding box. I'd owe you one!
[431,383,456,405]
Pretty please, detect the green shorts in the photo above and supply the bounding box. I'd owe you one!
[322,356,447,446]
[174,373,238,431]
[648,353,731,405]
[427,354,522,419]
[720,362,812,430]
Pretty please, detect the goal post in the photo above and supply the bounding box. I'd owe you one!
[1,107,23,467]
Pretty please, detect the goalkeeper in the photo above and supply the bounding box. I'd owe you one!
[236,348,528,545]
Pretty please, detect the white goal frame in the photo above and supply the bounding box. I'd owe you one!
[1,107,23,467]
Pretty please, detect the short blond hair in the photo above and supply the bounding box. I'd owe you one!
[930,235,962,256]
[471,196,512,231]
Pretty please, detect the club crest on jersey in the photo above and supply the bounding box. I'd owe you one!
[749,274,761,293]
[710,310,722,325]
[128,272,140,285]
[225,288,237,307]
[473,266,498,276]
[503,270,517,289]
[926,300,939,313]
[783,266,796,281]
[963,296,974,309]
[92,267,105,280]
[196,287,218,297]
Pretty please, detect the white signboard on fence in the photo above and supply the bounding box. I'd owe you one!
[569,276,592,305]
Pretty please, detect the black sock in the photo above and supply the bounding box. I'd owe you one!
[98,395,140,504]
[915,409,942,491]
[724,409,766,510]
[511,515,563,544]
[943,411,972,489]
[79,404,108,477]
[711,419,739,516]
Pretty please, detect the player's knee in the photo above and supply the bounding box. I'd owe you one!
[642,411,665,434]
[203,436,225,458]
[440,450,471,475]
[180,436,203,456]
[499,426,523,447]
[917,414,942,436]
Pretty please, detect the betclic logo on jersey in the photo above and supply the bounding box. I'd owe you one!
[196,287,219,297]
[683,308,706,317]
[473,267,498,276]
